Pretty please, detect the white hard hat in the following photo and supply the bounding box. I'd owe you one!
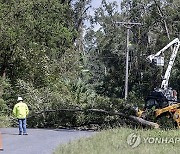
[17,96,23,101]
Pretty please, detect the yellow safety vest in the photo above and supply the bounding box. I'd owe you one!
[13,101,29,119]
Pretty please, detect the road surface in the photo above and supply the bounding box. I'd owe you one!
[0,128,95,154]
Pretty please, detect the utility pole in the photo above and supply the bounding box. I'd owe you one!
[116,21,141,101]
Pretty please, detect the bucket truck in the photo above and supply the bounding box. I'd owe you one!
[145,38,180,109]
[137,38,180,128]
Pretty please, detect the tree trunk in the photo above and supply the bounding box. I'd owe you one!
[30,108,159,128]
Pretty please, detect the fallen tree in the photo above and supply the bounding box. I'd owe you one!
[28,108,159,129]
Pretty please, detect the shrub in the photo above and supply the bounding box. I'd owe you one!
[8,78,145,129]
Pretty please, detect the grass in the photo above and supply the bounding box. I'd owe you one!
[54,127,180,154]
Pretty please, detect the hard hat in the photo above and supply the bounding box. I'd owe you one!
[17,96,23,101]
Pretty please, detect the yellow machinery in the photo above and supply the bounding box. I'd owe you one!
[137,104,180,128]
[136,38,180,128]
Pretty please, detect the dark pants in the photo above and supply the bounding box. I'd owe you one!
[18,119,27,134]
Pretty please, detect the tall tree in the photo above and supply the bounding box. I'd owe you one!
[85,0,180,99]
[0,0,76,86]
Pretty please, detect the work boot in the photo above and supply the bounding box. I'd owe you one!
[23,133,28,135]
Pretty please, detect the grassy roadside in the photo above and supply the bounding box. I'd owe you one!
[54,127,180,154]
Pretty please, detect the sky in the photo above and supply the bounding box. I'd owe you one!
[91,0,122,10]
[89,0,122,15]
[85,0,122,31]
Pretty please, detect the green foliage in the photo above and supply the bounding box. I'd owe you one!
[128,91,144,108]
[0,116,11,127]
[10,78,128,128]
[85,0,180,101]
[1,0,180,129]
[0,0,76,86]
[0,99,7,115]
[0,77,12,127]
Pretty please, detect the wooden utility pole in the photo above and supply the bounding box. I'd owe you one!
[116,21,141,101]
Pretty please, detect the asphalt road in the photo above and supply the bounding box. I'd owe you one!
[0,128,95,154]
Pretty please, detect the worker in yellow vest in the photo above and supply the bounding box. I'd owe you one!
[13,97,29,135]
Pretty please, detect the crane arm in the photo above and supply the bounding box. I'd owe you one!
[161,38,180,89]
[147,38,180,89]
[147,38,179,62]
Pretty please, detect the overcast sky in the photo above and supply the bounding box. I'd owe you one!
[85,0,122,31]
[91,0,122,9]
[89,0,122,15]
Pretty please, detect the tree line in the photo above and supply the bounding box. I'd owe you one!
[0,0,180,128]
